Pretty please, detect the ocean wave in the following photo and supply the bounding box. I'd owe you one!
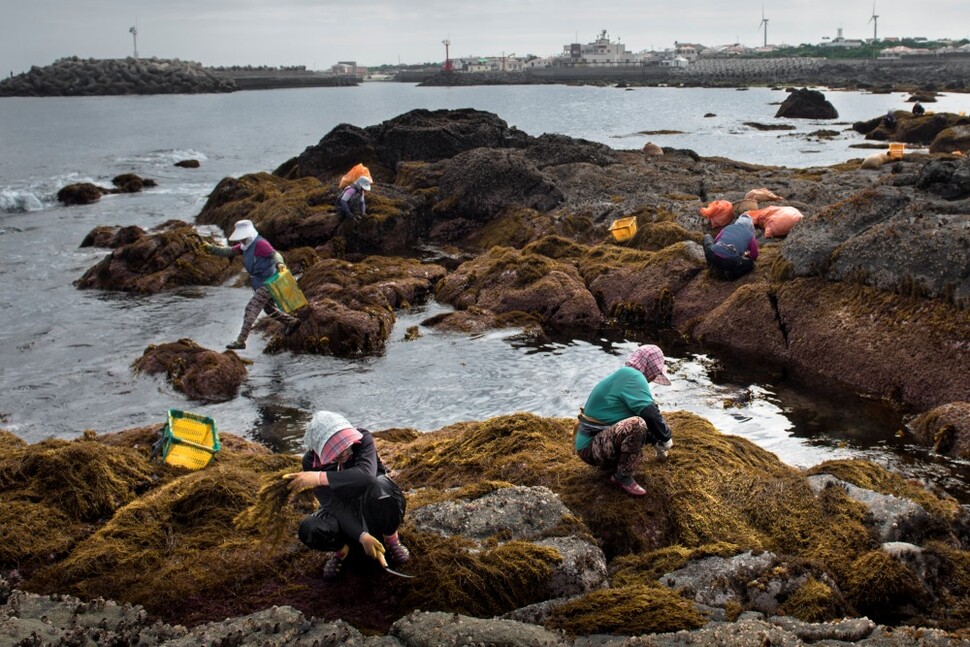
[0,189,45,213]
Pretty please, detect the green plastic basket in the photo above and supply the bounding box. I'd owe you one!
[264,267,308,314]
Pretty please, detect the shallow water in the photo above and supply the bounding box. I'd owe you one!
[0,84,967,502]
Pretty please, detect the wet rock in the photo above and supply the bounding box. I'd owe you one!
[907,402,970,458]
[642,142,664,156]
[111,173,157,193]
[774,88,838,120]
[767,616,875,642]
[132,338,248,403]
[174,159,201,168]
[74,220,237,293]
[421,307,543,336]
[57,182,107,205]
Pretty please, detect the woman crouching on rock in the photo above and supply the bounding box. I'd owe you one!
[284,411,410,580]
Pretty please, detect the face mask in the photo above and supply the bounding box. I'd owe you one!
[241,236,256,250]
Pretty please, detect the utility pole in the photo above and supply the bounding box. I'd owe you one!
[129,25,139,59]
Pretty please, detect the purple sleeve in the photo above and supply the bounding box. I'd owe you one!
[253,238,276,257]
[231,243,243,254]
[747,237,759,260]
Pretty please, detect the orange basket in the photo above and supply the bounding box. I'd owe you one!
[888,143,905,160]
[609,217,638,242]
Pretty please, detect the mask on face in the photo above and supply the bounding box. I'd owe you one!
[241,236,256,250]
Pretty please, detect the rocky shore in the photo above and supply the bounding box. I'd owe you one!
[3,106,969,644]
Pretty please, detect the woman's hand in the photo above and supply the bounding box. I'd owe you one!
[359,532,386,562]
[282,471,322,498]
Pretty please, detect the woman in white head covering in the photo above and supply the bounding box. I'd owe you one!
[284,411,410,580]
[574,345,674,497]
[203,219,302,350]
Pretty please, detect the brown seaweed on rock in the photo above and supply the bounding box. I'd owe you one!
[132,338,249,402]
[74,221,238,294]
[2,413,967,634]
[265,256,447,356]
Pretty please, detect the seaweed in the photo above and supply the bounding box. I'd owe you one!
[546,584,705,636]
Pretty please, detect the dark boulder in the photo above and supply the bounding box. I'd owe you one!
[111,173,156,193]
[774,88,838,120]
[914,157,970,200]
[274,108,531,181]
[57,182,106,206]
[429,148,564,221]
[174,159,201,168]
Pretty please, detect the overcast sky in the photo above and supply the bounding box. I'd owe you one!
[2,0,967,74]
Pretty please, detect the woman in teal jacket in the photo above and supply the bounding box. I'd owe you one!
[575,345,674,496]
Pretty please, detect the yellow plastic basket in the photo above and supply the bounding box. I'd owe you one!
[155,409,220,470]
[609,216,638,242]
[888,143,905,160]
[264,267,308,314]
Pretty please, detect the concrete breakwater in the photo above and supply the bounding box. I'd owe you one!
[0,57,236,96]
[414,57,970,92]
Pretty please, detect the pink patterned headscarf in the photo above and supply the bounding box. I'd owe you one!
[625,345,672,385]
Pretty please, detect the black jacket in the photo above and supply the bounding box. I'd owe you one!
[301,430,388,541]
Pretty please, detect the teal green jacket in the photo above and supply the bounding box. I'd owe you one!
[575,366,655,451]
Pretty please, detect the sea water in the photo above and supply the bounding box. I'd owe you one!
[1,84,967,500]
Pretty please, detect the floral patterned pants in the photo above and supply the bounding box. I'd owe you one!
[576,416,647,477]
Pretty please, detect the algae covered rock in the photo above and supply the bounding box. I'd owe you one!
[74,221,237,294]
[266,256,446,356]
[930,124,970,154]
[908,401,970,458]
[57,182,107,205]
[132,338,248,402]
[434,246,603,332]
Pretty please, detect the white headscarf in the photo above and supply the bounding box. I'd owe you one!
[302,411,354,458]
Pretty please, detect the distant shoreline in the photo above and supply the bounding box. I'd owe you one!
[2,56,968,96]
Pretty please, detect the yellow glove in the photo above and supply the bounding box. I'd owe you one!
[360,532,385,561]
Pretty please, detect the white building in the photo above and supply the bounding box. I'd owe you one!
[557,30,640,65]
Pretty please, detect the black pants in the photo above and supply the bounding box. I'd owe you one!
[703,234,754,280]
[298,475,406,552]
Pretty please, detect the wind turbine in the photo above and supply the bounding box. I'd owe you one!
[129,25,139,59]
[868,3,879,42]
[758,7,769,48]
